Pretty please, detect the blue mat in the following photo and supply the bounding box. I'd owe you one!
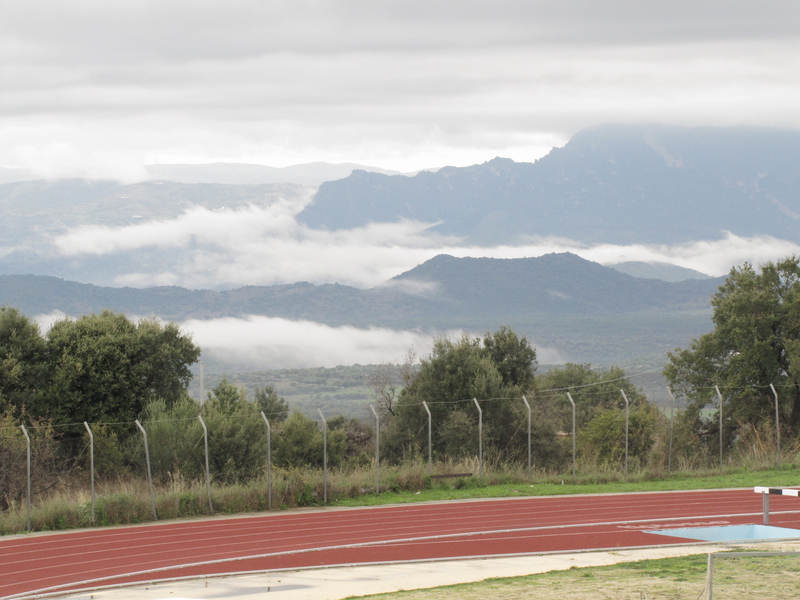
[647,524,800,542]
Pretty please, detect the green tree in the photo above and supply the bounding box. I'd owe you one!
[665,257,800,443]
[387,330,538,462]
[0,409,61,510]
[483,326,537,390]
[139,397,204,482]
[327,415,372,463]
[202,378,282,482]
[0,307,48,414]
[204,399,270,484]
[207,376,248,413]
[537,363,647,433]
[255,385,289,422]
[43,311,200,427]
[273,411,346,468]
[578,403,661,467]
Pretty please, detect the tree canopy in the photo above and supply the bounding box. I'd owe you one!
[387,328,537,460]
[0,308,201,427]
[665,256,800,441]
[0,307,47,413]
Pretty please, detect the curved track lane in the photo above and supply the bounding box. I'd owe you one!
[2,489,798,598]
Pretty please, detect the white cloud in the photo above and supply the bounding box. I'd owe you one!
[31,309,567,369]
[48,204,800,289]
[32,310,68,333]
[183,316,447,370]
[579,233,800,277]
[181,315,567,369]
[1,2,800,177]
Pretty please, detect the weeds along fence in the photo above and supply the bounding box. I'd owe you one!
[0,386,792,534]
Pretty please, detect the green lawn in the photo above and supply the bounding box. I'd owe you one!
[334,465,799,507]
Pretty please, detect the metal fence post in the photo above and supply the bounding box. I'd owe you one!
[666,387,676,473]
[318,409,327,503]
[770,383,781,468]
[134,420,157,520]
[715,385,723,470]
[706,553,714,600]
[473,398,483,479]
[20,425,31,532]
[422,401,432,474]
[522,395,532,478]
[566,392,576,479]
[260,411,272,509]
[369,404,380,493]
[197,415,214,513]
[620,390,629,478]
[84,422,95,525]
[200,361,205,404]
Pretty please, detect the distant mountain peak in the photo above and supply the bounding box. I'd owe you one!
[298,124,800,245]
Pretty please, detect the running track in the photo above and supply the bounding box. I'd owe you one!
[2,489,799,599]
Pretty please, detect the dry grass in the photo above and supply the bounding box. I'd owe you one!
[2,446,800,535]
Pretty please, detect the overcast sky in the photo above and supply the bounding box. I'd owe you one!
[3,0,800,179]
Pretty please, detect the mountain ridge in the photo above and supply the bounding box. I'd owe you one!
[298,124,800,245]
[0,253,724,365]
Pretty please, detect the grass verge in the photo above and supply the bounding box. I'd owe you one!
[1,461,797,535]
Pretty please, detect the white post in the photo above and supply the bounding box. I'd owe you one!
[84,422,95,525]
[20,425,31,531]
[318,408,327,503]
[473,398,483,479]
[200,361,205,404]
[197,415,213,513]
[620,390,629,478]
[770,383,781,469]
[261,411,272,509]
[715,385,723,470]
[423,401,432,474]
[566,392,576,479]
[135,420,157,520]
[369,404,380,493]
[522,395,532,478]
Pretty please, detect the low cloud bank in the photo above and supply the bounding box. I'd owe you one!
[47,202,800,290]
[29,310,576,369]
[182,316,568,370]
[183,316,443,370]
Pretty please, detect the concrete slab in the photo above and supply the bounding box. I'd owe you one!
[53,545,732,600]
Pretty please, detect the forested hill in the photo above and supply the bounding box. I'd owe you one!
[392,253,724,315]
[298,124,800,245]
[0,253,723,324]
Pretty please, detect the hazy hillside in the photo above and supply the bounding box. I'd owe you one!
[606,261,712,282]
[392,253,722,315]
[298,124,800,245]
[145,161,402,186]
[0,167,36,185]
[0,253,723,364]
[0,253,722,321]
[0,179,309,240]
[0,179,311,283]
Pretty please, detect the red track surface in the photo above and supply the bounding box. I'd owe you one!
[2,489,799,599]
